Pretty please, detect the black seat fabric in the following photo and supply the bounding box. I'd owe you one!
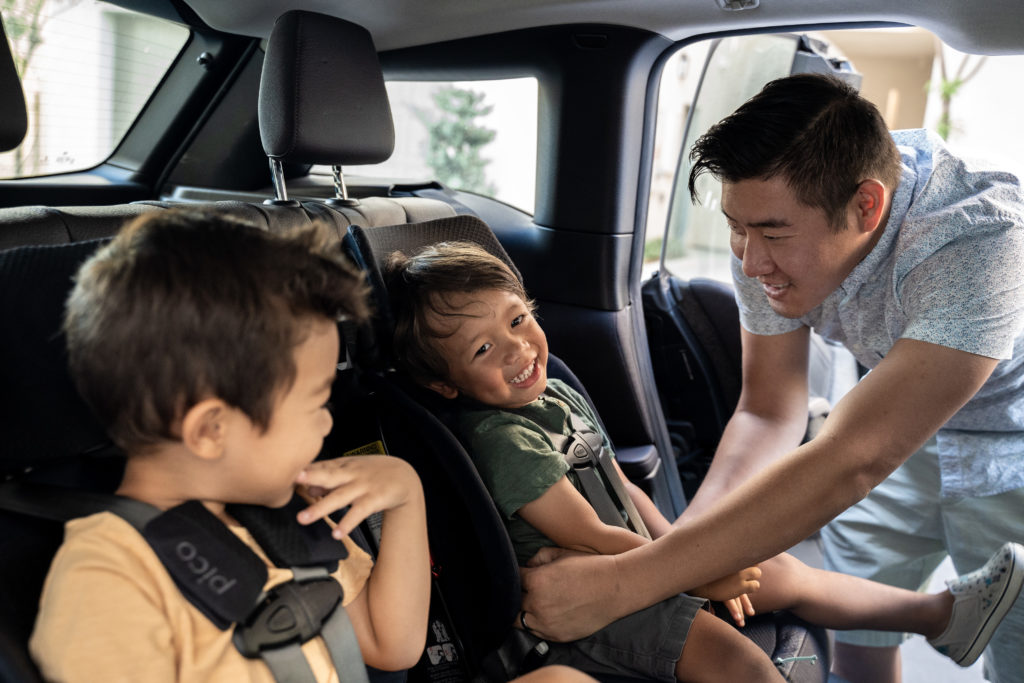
[0,239,120,683]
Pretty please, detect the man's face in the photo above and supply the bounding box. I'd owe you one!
[721,176,878,319]
[427,288,549,410]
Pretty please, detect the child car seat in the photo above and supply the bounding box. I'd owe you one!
[343,214,833,683]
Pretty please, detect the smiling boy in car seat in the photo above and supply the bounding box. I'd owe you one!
[385,240,1024,683]
[29,209,431,682]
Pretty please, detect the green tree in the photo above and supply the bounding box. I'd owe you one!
[422,86,497,195]
[929,38,987,141]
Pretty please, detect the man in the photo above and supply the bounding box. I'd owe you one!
[519,73,1024,683]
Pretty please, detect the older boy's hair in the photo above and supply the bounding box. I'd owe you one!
[688,73,902,230]
[385,241,532,386]
[64,208,370,454]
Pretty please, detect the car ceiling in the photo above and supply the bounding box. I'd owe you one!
[178,0,1024,55]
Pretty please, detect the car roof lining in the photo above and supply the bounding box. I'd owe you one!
[167,0,1024,55]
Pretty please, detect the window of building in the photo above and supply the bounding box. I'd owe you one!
[0,0,190,179]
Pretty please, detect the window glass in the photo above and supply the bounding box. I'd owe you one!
[0,0,189,179]
[646,27,1024,282]
[337,78,538,214]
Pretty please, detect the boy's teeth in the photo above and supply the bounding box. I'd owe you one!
[510,361,535,384]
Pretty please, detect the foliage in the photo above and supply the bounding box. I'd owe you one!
[928,39,986,141]
[421,86,497,195]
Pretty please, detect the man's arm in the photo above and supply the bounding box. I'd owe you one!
[680,326,811,519]
[521,338,997,641]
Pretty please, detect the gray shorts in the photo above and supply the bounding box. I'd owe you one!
[822,437,1024,682]
[529,593,707,682]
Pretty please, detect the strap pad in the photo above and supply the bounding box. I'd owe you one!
[144,501,268,630]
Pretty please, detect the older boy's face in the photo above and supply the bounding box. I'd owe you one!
[721,176,877,319]
[223,317,339,507]
[427,289,549,410]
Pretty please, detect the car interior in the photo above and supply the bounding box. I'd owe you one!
[1,0,1022,682]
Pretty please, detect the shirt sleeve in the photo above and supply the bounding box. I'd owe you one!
[466,415,569,519]
[899,220,1024,360]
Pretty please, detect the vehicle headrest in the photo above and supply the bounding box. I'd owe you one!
[258,10,394,166]
[0,17,28,153]
[342,214,521,370]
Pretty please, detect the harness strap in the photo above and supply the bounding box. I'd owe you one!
[545,409,651,540]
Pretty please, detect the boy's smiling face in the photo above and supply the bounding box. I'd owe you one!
[426,288,548,410]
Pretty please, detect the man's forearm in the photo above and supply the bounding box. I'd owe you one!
[623,434,867,614]
[613,340,999,614]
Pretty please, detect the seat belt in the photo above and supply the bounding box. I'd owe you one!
[0,480,370,683]
[542,409,652,540]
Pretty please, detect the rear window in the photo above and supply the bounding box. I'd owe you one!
[0,0,189,180]
[335,78,539,215]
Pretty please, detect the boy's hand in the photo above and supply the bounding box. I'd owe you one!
[294,455,423,539]
[689,566,761,627]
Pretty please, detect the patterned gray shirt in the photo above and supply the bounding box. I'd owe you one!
[733,129,1024,499]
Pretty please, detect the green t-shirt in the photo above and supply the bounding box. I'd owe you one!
[458,378,614,564]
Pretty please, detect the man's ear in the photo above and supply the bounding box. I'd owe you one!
[426,380,460,400]
[180,398,231,460]
[853,179,888,234]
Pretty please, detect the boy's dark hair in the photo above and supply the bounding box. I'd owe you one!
[688,73,902,230]
[384,241,532,386]
[64,209,370,454]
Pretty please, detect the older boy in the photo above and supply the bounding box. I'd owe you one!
[29,209,431,682]
[386,240,1023,683]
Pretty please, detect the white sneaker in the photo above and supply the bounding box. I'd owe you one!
[928,542,1024,667]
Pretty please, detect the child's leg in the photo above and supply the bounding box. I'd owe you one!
[675,609,784,683]
[748,552,952,638]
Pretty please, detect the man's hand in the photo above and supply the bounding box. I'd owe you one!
[519,548,626,642]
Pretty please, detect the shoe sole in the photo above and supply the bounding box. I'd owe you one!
[956,542,1024,667]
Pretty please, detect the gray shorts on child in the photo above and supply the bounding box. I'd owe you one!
[527,593,707,682]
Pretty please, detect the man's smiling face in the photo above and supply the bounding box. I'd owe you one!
[722,175,882,319]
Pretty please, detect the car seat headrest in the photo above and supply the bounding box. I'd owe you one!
[0,17,28,153]
[258,10,394,167]
[342,214,521,370]
[0,241,115,477]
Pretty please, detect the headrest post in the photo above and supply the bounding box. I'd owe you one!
[263,157,300,207]
[326,164,360,208]
[332,165,349,200]
[269,157,288,201]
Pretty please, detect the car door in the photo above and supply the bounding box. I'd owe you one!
[641,33,862,500]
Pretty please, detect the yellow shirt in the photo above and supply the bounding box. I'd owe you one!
[30,510,373,683]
